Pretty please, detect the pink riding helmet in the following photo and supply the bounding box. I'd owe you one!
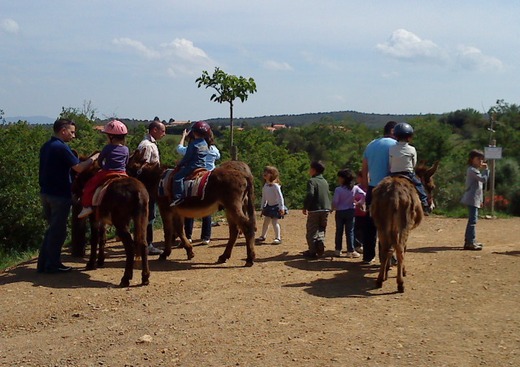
[102,120,128,135]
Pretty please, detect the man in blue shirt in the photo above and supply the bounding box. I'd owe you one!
[37,118,97,273]
[361,121,397,264]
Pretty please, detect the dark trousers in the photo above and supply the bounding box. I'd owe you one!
[37,194,72,272]
[363,187,378,262]
[184,216,212,241]
[146,198,157,246]
[354,215,368,248]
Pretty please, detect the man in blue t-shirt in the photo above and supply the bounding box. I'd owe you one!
[361,121,397,264]
[37,118,98,273]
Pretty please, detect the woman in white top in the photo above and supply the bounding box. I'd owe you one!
[256,166,285,245]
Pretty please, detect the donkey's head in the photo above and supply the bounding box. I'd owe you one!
[415,160,440,209]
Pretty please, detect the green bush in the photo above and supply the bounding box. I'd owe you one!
[0,122,49,252]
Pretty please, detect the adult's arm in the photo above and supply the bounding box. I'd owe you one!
[71,152,99,173]
[361,158,369,188]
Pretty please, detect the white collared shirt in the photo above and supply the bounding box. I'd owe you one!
[137,134,160,163]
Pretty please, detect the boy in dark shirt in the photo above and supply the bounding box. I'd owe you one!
[302,161,331,259]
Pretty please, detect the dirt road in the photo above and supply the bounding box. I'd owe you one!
[1,213,519,366]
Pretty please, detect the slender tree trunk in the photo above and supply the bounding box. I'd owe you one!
[230,102,238,160]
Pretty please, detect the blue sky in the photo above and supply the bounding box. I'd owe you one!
[1,0,519,121]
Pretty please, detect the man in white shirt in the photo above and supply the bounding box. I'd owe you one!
[137,119,166,255]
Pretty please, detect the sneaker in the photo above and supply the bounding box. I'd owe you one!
[302,250,318,259]
[170,198,183,207]
[201,239,210,245]
[148,244,163,255]
[464,243,483,251]
[78,206,93,219]
[272,239,282,245]
[346,251,361,258]
[355,246,363,254]
[255,236,266,243]
[334,249,342,257]
[362,258,375,264]
[57,264,72,272]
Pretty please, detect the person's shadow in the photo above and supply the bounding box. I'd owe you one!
[0,257,116,289]
[281,253,397,298]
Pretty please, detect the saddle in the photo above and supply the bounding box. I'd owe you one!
[158,168,211,201]
[92,173,128,206]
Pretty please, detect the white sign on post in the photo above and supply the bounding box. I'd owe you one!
[484,147,502,160]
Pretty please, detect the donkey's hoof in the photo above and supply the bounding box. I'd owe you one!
[187,252,195,260]
[119,279,130,288]
[398,284,405,293]
[85,263,96,271]
[96,260,105,268]
[216,255,228,264]
[375,280,383,289]
[244,261,254,267]
[141,279,150,286]
[158,253,168,261]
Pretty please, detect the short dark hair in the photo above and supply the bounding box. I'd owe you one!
[310,160,325,174]
[383,121,398,136]
[468,149,485,164]
[148,121,163,132]
[53,118,75,133]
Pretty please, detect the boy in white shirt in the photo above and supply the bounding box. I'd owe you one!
[389,122,430,213]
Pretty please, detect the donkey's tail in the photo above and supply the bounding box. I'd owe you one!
[245,173,256,228]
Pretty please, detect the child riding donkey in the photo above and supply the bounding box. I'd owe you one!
[170,121,211,207]
[389,122,431,214]
[78,120,130,219]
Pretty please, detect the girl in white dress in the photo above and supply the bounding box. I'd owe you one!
[256,166,286,245]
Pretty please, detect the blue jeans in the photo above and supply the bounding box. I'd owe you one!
[464,205,479,245]
[37,194,72,273]
[184,216,212,241]
[335,209,356,252]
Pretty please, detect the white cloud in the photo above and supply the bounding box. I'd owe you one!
[263,60,293,71]
[376,29,448,64]
[112,37,213,77]
[1,18,20,34]
[456,45,503,72]
[112,37,161,59]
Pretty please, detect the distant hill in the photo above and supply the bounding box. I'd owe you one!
[5,110,440,129]
[206,110,438,129]
[6,115,55,125]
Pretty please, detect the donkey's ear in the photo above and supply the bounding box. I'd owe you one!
[426,160,440,178]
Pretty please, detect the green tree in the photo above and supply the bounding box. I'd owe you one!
[196,67,257,160]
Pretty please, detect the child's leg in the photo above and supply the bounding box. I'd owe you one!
[464,205,479,245]
[334,211,345,251]
[411,175,429,207]
[272,218,281,240]
[260,216,270,238]
[354,215,366,249]
[306,212,319,253]
[82,170,109,207]
[345,210,356,252]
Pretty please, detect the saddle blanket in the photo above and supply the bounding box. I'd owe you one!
[158,168,211,201]
[92,174,127,206]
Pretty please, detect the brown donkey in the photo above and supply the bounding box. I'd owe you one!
[72,162,150,287]
[127,150,257,266]
[371,161,439,293]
